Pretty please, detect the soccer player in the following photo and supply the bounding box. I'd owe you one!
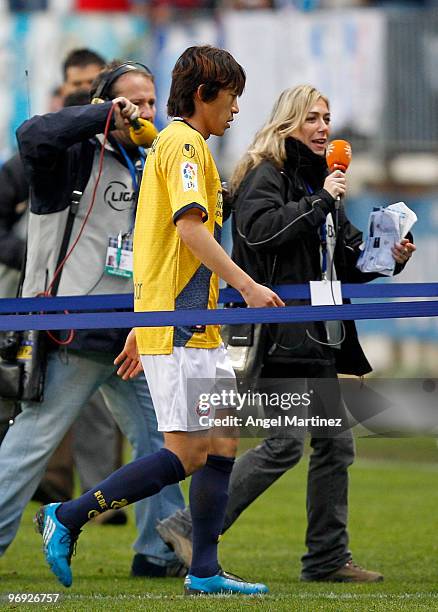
[34,45,283,595]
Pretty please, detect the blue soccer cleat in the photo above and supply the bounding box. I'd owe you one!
[34,503,80,588]
[184,568,269,595]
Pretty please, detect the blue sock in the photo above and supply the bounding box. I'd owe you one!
[189,454,235,578]
[57,448,185,532]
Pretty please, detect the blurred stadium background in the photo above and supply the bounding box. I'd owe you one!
[1,0,437,377]
[1,3,438,606]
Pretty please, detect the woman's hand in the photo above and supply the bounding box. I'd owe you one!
[392,238,416,265]
[114,329,143,380]
[323,168,346,200]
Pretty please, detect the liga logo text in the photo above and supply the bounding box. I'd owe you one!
[198,389,312,412]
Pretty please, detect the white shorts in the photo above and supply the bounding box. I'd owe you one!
[140,345,236,432]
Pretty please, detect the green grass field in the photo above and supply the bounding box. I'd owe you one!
[2,437,438,611]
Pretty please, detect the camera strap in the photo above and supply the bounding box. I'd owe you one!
[50,141,95,297]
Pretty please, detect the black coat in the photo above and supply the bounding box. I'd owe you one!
[0,154,28,270]
[231,138,395,376]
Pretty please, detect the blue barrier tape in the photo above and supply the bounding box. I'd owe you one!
[0,293,132,314]
[1,300,437,332]
[0,283,437,314]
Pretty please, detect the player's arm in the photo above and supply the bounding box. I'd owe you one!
[176,209,284,308]
[114,328,142,380]
[114,210,284,380]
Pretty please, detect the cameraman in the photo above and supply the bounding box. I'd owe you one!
[0,61,185,578]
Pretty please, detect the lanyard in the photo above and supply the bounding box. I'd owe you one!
[320,221,328,275]
[304,181,328,275]
[115,142,145,236]
[116,142,145,192]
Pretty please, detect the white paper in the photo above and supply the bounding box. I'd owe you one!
[386,201,417,238]
[356,201,417,276]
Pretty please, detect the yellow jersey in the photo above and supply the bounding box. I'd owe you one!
[133,119,223,354]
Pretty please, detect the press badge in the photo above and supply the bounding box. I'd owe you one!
[310,280,343,348]
[309,280,342,306]
[105,234,133,278]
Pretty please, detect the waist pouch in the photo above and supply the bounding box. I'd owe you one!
[0,330,47,402]
[222,322,267,380]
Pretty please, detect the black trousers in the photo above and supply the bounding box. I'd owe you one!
[223,361,354,579]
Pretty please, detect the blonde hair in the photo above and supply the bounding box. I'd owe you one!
[230,85,329,194]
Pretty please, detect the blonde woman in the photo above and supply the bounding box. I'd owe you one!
[228,85,414,582]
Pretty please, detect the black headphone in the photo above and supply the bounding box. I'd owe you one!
[92,62,153,102]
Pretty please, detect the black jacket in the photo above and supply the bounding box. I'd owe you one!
[0,154,28,270]
[232,138,399,376]
[17,103,114,215]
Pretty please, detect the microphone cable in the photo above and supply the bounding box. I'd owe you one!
[39,104,115,346]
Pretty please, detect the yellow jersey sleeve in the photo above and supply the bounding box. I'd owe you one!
[161,127,209,224]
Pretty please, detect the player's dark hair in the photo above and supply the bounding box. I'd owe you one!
[62,48,106,80]
[167,45,246,118]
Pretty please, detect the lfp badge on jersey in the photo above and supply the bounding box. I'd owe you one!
[181,162,198,192]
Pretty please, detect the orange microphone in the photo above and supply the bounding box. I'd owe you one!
[326,139,352,173]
